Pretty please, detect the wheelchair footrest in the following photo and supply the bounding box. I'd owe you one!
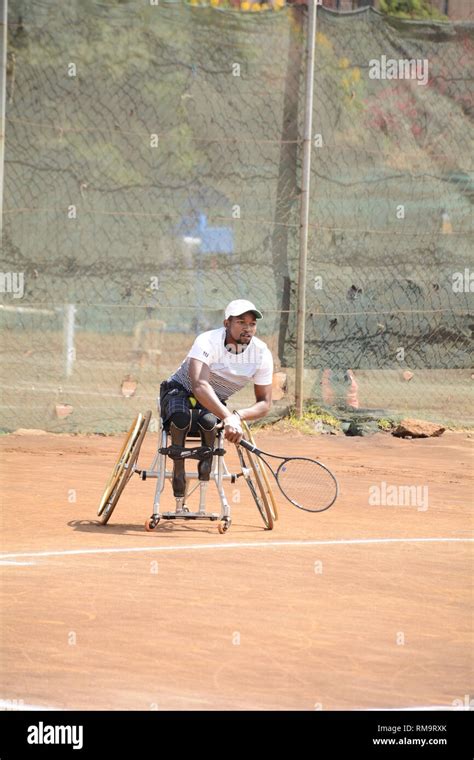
[159,445,226,460]
[161,512,220,521]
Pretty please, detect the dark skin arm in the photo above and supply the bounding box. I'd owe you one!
[189,358,272,443]
[236,384,272,422]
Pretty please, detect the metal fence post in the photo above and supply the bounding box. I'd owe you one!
[295,0,317,417]
[0,0,7,244]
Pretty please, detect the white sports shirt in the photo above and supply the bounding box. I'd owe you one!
[169,327,273,401]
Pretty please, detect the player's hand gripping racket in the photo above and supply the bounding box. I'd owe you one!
[238,438,338,513]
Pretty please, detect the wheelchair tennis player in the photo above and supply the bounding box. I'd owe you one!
[159,300,273,510]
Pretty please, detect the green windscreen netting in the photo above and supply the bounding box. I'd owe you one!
[1,1,473,431]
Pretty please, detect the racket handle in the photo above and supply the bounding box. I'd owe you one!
[216,422,254,450]
[239,438,257,453]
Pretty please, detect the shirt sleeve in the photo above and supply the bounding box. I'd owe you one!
[252,347,273,386]
[187,332,216,367]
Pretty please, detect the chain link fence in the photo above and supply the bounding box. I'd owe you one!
[1,0,473,432]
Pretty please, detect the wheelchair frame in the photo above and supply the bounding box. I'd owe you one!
[97,401,278,534]
[140,400,235,533]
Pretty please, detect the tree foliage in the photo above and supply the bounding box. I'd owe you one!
[379,0,447,20]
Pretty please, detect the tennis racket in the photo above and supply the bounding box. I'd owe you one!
[238,438,338,513]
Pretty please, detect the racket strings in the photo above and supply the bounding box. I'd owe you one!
[277,458,337,512]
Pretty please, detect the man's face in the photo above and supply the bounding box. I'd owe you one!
[225,312,257,346]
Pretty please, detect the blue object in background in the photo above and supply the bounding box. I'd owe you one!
[197,213,234,255]
[178,201,244,332]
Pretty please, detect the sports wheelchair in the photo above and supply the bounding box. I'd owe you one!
[97,401,278,533]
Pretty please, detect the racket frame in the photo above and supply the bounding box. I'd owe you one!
[239,438,338,513]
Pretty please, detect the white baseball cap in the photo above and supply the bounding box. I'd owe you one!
[224,299,263,320]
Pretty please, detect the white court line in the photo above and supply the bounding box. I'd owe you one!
[365,705,468,712]
[0,537,472,562]
[0,700,62,711]
[0,698,466,712]
[0,560,36,566]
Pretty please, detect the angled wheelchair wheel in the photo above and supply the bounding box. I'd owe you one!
[237,446,274,530]
[97,410,151,525]
[241,421,278,521]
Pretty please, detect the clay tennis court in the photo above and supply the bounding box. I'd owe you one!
[0,428,472,711]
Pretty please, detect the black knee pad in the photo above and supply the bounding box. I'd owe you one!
[198,412,218,432]
[170,411,191,434]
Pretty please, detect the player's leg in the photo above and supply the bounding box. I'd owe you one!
[197,411,218,481]
[160,381,193,497]
[169,411,191,497]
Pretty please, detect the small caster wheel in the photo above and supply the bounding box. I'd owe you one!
[145,517,160,531]
[218,519,231,534]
